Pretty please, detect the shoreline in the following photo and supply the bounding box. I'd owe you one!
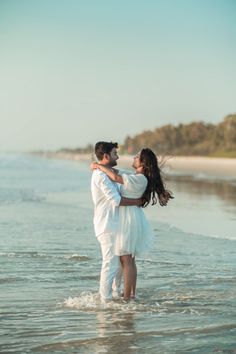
[160,155,236,179]
[33,151,236,180]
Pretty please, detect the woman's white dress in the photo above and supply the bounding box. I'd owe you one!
[115,173,153,257]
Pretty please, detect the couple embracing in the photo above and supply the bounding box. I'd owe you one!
[91,141,173,302]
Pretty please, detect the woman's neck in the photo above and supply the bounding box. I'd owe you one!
[136,166,144,174]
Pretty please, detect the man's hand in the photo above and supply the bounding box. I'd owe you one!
[119,197,143,206]
[136,198,143,207]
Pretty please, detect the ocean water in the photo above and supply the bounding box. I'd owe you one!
[0,153,236,354]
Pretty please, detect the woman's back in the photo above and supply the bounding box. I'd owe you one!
[120,173,148,198]
[115,172,153,257]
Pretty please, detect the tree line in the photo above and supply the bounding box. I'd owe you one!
[59,114,236,157]
[120,114,236,157]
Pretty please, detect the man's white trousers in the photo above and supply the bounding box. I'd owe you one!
[97,233,122,301]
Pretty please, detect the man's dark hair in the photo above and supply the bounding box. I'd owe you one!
[95,141,118,161]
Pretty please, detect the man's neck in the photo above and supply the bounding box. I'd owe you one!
[98,161,110,167]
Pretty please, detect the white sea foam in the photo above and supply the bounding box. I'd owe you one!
[63,292,139,311]
[64,254,91,261]
[62,292,203,315]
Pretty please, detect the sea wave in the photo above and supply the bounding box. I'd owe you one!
[0,252,91,261]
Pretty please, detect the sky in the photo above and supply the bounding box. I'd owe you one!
[0,0,236,151]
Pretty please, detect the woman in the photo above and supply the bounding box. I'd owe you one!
[91,148,173,300]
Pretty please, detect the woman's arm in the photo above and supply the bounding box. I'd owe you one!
[90,162,124,184]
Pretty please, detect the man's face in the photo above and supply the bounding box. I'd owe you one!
[108,147,119,167]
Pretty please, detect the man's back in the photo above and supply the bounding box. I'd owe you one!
[91,169,121,237]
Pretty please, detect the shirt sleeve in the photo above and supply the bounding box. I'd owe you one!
[121,173,148,194]
[96,172,121,206]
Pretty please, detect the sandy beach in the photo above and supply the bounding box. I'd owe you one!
[37,151,236,180]
[1,153,236,353]
[164,156,236,179]
[117,155,236,179]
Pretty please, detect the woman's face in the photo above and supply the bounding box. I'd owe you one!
[132,151,142,169]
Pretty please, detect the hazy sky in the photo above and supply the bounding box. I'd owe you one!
[0,0,235,151]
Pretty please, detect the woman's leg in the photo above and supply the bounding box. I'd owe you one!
[131,257,137,298]
[120,254,134,299]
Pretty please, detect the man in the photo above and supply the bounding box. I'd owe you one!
[91,141,141,302]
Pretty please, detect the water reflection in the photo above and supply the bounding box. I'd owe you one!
[168,175,236,207]
[146,174,236,239]
[95,311,136,354]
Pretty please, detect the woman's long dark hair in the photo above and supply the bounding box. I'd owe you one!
[140,148,173,207]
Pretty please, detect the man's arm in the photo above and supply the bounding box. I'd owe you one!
[119,197,142,206]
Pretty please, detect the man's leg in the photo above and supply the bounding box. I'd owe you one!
[97,233,120,301]
[112,260,123,297]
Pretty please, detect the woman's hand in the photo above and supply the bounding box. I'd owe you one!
[90,162,99,170]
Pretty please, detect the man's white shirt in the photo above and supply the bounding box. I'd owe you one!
[91,169,121,237]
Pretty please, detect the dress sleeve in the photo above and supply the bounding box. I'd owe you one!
[121,173,148,194]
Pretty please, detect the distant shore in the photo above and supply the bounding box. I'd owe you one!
[121,155,236,179]
[33,151,236,180]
